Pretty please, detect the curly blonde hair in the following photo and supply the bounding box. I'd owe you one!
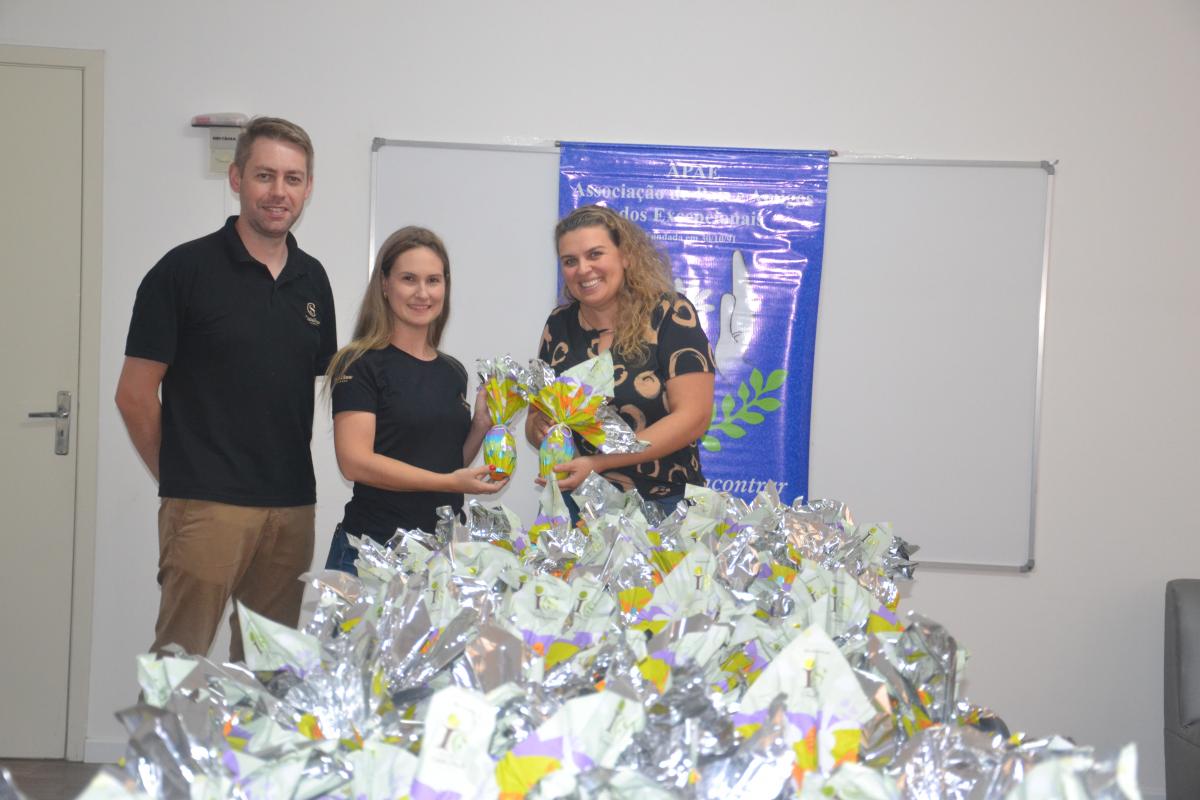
[555,205,673,364]
[324,227,451,393]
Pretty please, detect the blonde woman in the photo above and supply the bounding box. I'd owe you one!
[325,227,502,573]
[526,205,716,514]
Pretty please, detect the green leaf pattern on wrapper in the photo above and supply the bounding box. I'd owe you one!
[237,602,323,676]
[702,367,786,452]
[136,654,198,708]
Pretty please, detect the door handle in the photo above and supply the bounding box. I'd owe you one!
[27,390,71,455]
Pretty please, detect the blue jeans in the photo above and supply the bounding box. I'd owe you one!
[324,524,361,576]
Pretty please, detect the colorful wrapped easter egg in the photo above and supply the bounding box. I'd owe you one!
[539,423,577,479]
[483,424,517,479]
[476,356,531,479]
[526,353,647,470]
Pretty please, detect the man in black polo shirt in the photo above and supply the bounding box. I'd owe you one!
[115,117,336,662]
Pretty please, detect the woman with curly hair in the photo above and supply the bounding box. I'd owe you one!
[526,205,716,512]
[323,226,504,574]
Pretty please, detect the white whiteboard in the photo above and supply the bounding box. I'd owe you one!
[370,141,1052,568]
[810,160,1050,569]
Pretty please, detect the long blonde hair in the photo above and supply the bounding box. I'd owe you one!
[555,205,673,364]
[324,226,451,391]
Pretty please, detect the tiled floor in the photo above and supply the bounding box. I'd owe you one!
[0,760,101,800]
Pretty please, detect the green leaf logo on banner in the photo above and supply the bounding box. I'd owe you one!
[702,367,787,452]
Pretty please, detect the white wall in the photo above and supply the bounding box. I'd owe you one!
[3,1,1198,794]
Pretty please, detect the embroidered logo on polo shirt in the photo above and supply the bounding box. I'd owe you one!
[305,302,320,327]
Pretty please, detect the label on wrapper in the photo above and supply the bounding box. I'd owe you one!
[539,423,577,479]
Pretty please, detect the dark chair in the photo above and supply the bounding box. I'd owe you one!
[1165,579,1200,798]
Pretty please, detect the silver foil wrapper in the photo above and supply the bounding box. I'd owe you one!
[524,358,648,458]
[476,355,532,396]
[0,769,28,800]
[696,694,793,799]
[51,486,1143,800]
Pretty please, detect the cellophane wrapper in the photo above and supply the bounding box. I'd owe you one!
[57,481,1141,800]
[478,355,532,479]
[525,353,646,479]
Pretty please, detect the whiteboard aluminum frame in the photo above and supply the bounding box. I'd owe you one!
[831,154,1056,175]
[368,139,1056,572]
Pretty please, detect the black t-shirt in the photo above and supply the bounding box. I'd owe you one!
[332,346,471,541]
[124,216,337,506]
[538,293,715,499]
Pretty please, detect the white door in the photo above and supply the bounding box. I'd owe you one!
[0,60,84,757]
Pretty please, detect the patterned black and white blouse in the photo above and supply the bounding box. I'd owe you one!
[537,293,716,499]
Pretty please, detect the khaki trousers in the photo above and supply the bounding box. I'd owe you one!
[152,498,315,663]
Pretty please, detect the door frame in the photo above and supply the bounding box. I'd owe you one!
[0,44,104,762]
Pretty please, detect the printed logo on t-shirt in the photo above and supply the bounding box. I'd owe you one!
[305,302,320,327]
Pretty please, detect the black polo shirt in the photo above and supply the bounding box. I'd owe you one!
[125,216,337,506]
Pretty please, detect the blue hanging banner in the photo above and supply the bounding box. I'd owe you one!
[558,142,829,504]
